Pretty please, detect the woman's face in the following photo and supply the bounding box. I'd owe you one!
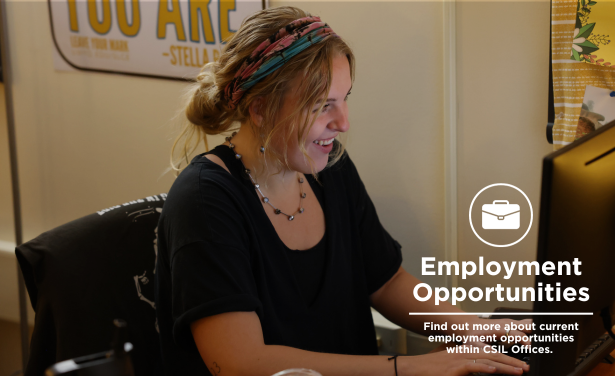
[274,53,352,174]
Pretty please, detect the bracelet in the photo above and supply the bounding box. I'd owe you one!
[388,355,399,376]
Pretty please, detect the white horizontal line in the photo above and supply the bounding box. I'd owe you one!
[554,103,583,107]
[409,312,593,316]
[0,240,16,256]
[552,20,576,25]
[552,60,583,64]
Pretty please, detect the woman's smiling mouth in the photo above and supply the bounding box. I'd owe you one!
[313,137,335,146]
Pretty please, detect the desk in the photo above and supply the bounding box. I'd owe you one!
[587,349,615,376]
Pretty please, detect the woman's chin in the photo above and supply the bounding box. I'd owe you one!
[292,155,328,175]
[312,157,330,174]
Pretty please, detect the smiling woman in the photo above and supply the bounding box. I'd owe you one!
[171,8,354,180]
[155,5,531,376]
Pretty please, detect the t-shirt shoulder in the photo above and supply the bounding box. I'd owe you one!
[160,157,252,255]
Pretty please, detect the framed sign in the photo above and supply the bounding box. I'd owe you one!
[49,0,267,80]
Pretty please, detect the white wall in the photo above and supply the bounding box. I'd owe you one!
[3,0,185,242]
[456,1,553,311]
[292,1,447,287]
[0,0,188,322]
[1,84,13,243]
[0,0,553,323]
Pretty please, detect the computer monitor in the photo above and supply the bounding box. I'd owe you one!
[529,119,615,376]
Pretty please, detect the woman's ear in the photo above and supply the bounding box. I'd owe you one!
[249,97,264,127]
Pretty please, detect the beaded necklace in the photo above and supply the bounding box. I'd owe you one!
[227,132,305,221]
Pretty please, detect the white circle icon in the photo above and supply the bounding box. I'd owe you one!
[469,183,533,248]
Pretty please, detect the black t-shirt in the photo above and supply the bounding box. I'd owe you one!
[155,141,403,375]
[286,230,327,306]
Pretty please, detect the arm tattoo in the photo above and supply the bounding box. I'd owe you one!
[209,361,221,375]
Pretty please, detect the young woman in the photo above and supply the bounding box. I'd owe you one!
[155,6,531,376]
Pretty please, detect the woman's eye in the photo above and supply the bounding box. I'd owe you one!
[313,104,331,114]
[344,91,352,101]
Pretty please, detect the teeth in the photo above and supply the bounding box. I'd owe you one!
[314,138,334,146]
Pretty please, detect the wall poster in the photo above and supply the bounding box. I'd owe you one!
[49,0,267,80]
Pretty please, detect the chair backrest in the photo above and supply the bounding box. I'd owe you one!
[16,194,166,376]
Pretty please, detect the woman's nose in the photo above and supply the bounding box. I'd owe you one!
[330,104,350,133]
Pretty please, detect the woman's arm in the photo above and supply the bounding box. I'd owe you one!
[369,267,532,344]
[369,267,470,336]
[191,310,528,376]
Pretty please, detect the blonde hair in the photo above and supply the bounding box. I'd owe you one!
[170,6,355,178]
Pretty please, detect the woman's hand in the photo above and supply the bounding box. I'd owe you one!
[399,345,530,376]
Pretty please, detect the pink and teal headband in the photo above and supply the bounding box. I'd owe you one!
[223,16,339,110]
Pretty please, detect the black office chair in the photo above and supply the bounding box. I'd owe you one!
[15,194,167,376]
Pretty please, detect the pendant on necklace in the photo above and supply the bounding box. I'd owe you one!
[227,134,306,222]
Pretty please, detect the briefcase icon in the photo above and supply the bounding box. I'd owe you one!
[482,200,520,229]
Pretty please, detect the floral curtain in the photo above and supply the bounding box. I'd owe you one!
[551,0,615,149]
